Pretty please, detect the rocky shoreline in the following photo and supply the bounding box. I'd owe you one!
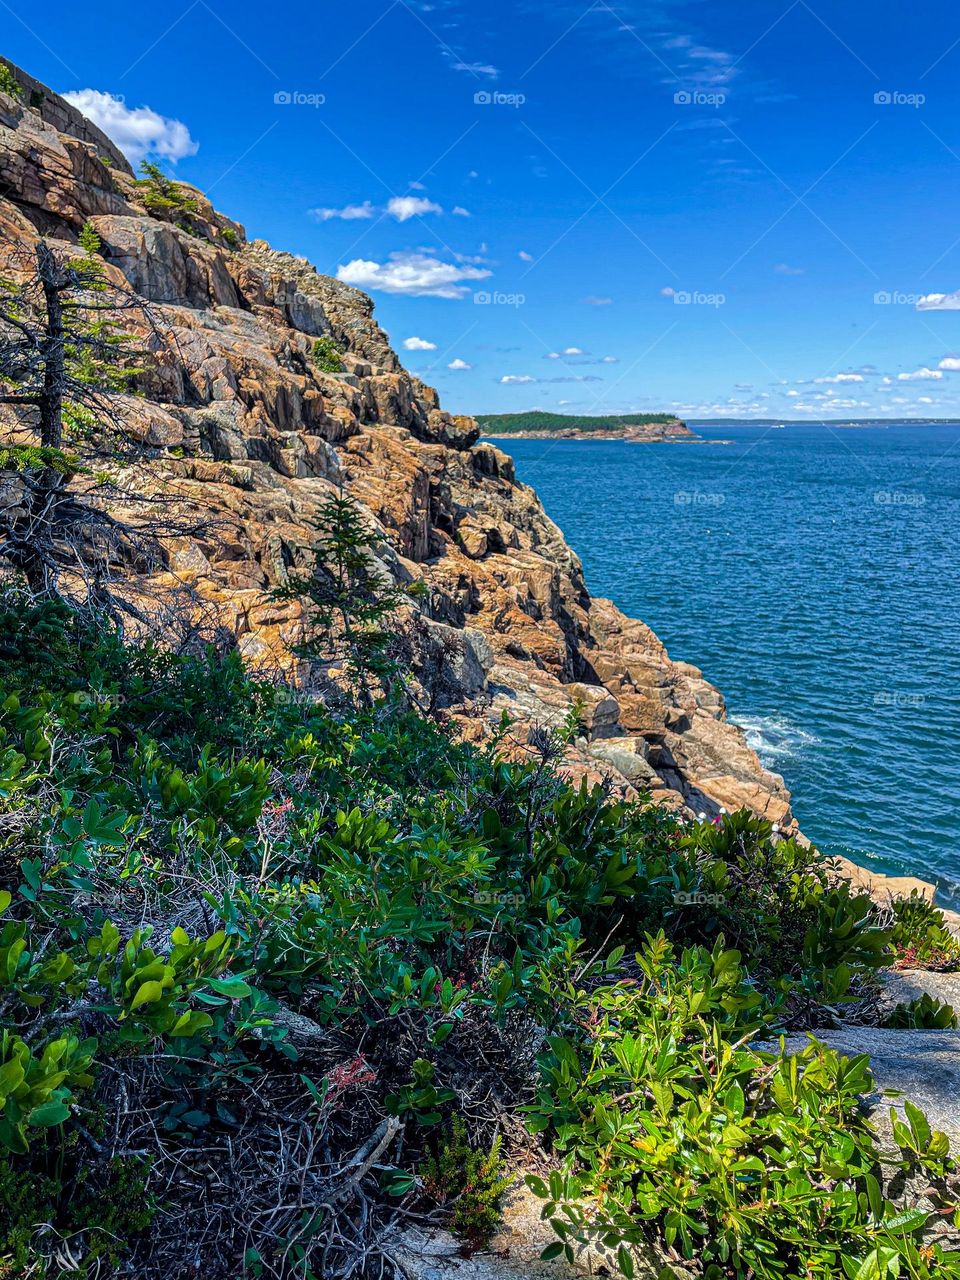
[3,66,951,924]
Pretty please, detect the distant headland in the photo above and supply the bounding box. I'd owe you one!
[476,410,698,441]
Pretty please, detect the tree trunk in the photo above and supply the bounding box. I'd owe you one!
[36,241,65,450]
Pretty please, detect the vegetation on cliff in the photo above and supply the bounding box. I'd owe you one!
[0,563,958,1277]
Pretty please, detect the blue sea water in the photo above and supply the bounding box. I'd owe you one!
[494,424,960,905]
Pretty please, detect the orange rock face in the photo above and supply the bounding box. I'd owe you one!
[0,66,794,827]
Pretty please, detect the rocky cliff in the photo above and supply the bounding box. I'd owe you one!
[0,64,794,828]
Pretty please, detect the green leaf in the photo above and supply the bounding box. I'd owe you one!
[130,980,165,1010]
[205,976,253,999]
[28,1100,71,1127]
[0,890,10,915]
[169,1010,214,1037]
[0,1057,25,1100]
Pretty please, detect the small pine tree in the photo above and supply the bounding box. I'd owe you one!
[136,162,201,232]
[272,488,409,707]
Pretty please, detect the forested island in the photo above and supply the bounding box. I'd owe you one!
[476,410,697,440]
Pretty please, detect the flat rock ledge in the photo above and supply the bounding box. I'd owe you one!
[782,1024,960,1151]
[389,1183,678,1280]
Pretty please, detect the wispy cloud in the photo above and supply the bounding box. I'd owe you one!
[311,195,449,223]
[451,61,499,77]
[917,291,960,311]
[309,201,376,222]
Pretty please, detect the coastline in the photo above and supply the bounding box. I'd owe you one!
[481,421,698,443]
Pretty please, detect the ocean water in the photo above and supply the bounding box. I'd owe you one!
[494,424,960,905]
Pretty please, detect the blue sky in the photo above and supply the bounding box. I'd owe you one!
[8,0,960,418]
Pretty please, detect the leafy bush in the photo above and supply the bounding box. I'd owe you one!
[883,993,958,1029]
[0,1152,154,1277]
[312,335,345,374]
[0,62,20,99]
[889,891,960,970]
[526,932,960,1280]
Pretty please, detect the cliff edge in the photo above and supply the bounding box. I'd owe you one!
[0,66,794,827]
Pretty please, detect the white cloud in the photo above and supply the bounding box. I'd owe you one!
[786,390,799,396]
[62,88,198,163]
[774,263,804,275]
[310,201,376,222]
[519,250,534,262]
[562,346,584,355]
[917,291,960,311]
[499,373,602,385]
[813,373,864,384]
[403,336,437,351]
[660,287,675,297]
[897,367,943,381]
[447,358,472,370]
[451,206,471,217]
[408,180,426,191]
[938,356,960,370]
[918,396,935,404]
[451,62,499,77]
[601,355,618,363]
[386,195,443,221]
[338,252,491,299]
[582,295,613,306]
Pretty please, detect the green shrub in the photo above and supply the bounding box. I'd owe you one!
[420,1115,512,1251]
[0,585,943,1277]
[883,993,958,1029]
[312,335,345,374]
[890,892,960,970]
[136,161,201,232]
[0,1151,154,1277]
[526,932,960,1280]
[0,63,20,99]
